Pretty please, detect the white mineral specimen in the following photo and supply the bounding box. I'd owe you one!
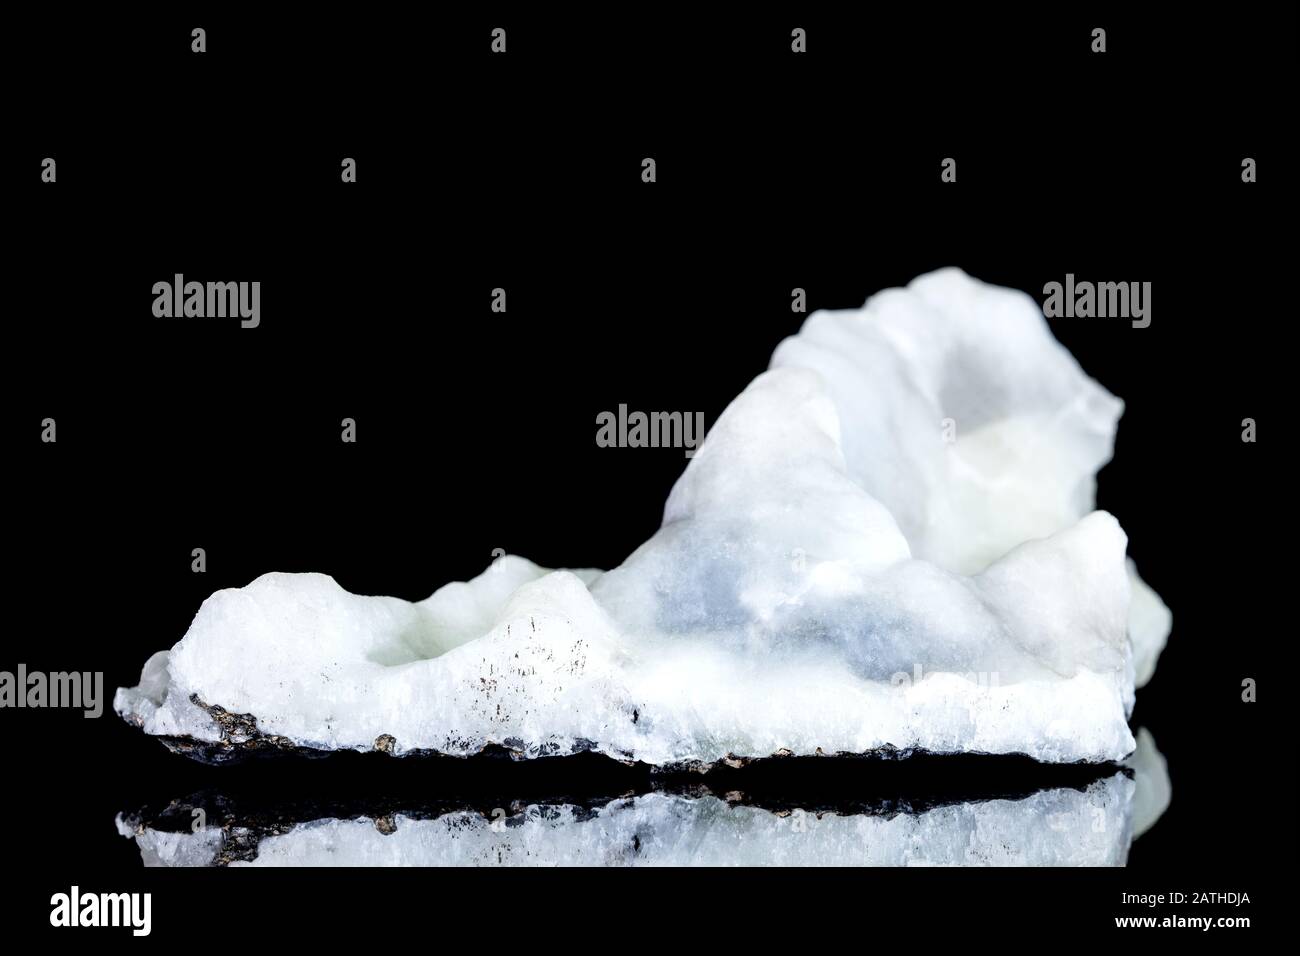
[116,269,1170,764]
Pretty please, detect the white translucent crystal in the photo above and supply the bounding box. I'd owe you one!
[116,269,1170,764]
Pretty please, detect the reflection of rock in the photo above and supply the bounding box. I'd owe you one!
[120,776,1141,868]
[1126,728,1171,839]
[114,819,224,868]
[118,736,1173,867]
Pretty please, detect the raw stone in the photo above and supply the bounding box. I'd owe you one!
[117,269,1171,766]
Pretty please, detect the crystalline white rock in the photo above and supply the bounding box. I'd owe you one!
[116,269,1170,764]
[1126,564,1172,688]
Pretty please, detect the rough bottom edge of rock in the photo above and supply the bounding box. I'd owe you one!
[116,663,1137,767]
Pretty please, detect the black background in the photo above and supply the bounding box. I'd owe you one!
[4,3,1293,939]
